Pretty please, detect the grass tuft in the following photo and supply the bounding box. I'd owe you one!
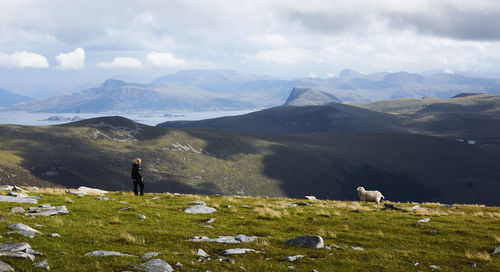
[465,250,491,261]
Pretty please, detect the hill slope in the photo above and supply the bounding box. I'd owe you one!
[0,88,33,107]
[1,116,500,205]
[284,87,340,106]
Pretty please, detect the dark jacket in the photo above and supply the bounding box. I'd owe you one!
[131,162,142,180]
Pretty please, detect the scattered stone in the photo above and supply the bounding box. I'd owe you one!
[466,262,477,267]
[0,195,38,204]
[27,205,68,216]
[12,186,27,192]
[288,266,295,269]
[429,230,438,235]
[283,235,324,249]
[440,204,456,209]
[351,247,364,251]
[491,247,500,255]
[97,197,109,201]
[221,248,256,255]
[287,203,298,207]
[217,257,235,264]
[75,186,108,195]
[120,201,128,204]
[84,250,136,257]
[411,205,421,210]
[142,252,161,259]
[33,259,50,270]
[429,265,440,270]
[31,187,39,192]
[206,218,215,224]
[197,248,209,257]
[325,244,341,250]
[0,242,38,261]
[240,205,252,209]
[137,214,147,220]
[225,205,232,208]
[0,261,14,271]
[7,192,29,198]
[6,223,42,238]
[279,255,304,262]
[49,233,60,237]
[188,200,207,206]
[140,259,173,272]
[0,185,14,191]
[383,203,402,211]
[305,196,317,200]
[189,235,255,244]
[10,207,26,214]
[418,218,430,223]
[151,197,161,200]
[312,270,319,272]
[39,204,51,208]
[175,262,182,267]
[119,207,131,211]
[295,202,310,206]
[184,205,216,214]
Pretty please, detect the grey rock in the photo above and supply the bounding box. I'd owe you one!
[6,230,39,239]
[189,235,255,244]
[235,234,254,243]
[84,250,136,257]
[418,218,430,223]
[411,205,421,210]
[287,203,298,207]
[33,259,50,270]
[188,200,207,206]
[283,235,324,249]
[325,244,341,250]
[175,262,182,266]
[10,207,26,214]
[142,252,161,259]
[7,192,29,198]
[225,205,232,208]
[295,202,310,206]
[12,186,27,192]
[491,247,500,254]
[287,266,295,269]
[0,185,14,191]
[221,248,256,255]
[39,204,51,208]
[75,186,108,195]
[7,223,42,238]
[0,251,35,261]
[184,205,216,214]
[140,259,173,272]
[0,195,37,204]
[49,233,60,237]
[137,214,147,220]
[217,257,235,264]
[429,265,440,270]
[240,205,252,209]
[197,248,209,257]
[206,218,215,224]
[119,207,131,211]
[27,205,68,216]
[466,262,477,267]
[351,247,364,251]
[305,196,317,200]
[120,201,128,204]
[0,261,14,271]
[383,203,402,211]
[440,204,456,209]
[97,197,109,201]
[279,255,304,262]
[150,197,161,200]
[66,190,87,196]
[0,242,31,252]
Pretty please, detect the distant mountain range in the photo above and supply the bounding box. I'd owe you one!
[4,69,500,112]
[284,87,340,106]
[0,88,33,107]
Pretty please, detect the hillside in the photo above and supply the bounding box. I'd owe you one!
[0,188,498,271]
[0,88,33,107]
[284,87,340,106]
[1,116,500,205]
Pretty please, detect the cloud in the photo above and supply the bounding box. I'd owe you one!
[56,48,85,70]
[97,57,142,68]
[251,48,311,65]
[146,51,187,67]
[0,51,49,68]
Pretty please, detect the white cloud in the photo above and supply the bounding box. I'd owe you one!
[56,48,85,70]
[146,51,187,67]
[97,57,142,68]
[251,48,311,65]
[0,51,49,68]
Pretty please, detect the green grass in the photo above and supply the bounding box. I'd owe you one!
[0,189,498,271]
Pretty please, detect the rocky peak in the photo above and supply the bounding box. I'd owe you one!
[284,87,340,106]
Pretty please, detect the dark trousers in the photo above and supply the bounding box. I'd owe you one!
[133,179,144,195]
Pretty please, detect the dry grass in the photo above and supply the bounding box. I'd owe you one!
[255,239,270,248]
[109,216,121,224]
[118,231,145,245]
[50,216,64,226]
[413,208,448,216]
[494,235,500,243]
[64,197,73,204]
[37,187,68,195]
[465,250,491,261]
[317,229,337,239]
[255,206,288,219]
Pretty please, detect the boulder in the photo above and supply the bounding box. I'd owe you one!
[6,223,42,238]
[12,186,27,192]
[279,255,304,262]
[305,196,317,200]
[418,218,430,223]
[0,252,35,261]
[184,205,216,214]
[0,242,38,261]
[84,250,136,257]
[0,195,37,204]
[27,205,68,216]
[142,252,161,259]
[283,235,324,249]
[76,186,108,195]
[189,235,255,244]
[33,259,50,270]
[0,261,14,271]
[491,247,500,255]
[7,192,29,198]
[197,248,209,257]
[140,259,173,272]
[221,248,256,255]
[10,207,26,214]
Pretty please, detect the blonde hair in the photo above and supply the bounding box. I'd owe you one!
[135,158,142,164]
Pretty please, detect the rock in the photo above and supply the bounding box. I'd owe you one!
[235,234,255,243]
[140,259,173,272]
[283,235,324,249]
[491,247,500,254]
[295,202,310,206]
[351,247,364,251]
[151,197,161,200]
[0,242,38,261]
[325,244,341,250]
[221,248,256,255]
[175,262,182,267]
[0,185,14,191]
[188,200,207,206]
[10,207,26,214]
[0,251,35,261]
[383,203,402,211]
[287,203,298,207]
[429,265,440,270]
[119,207,131,211]
[76,186,108,195]
[39,204,51,208]
[84,250,136,257]
[120,201,128,204]
[7,192,29,198]
[217,257,235,264]
[189,235,255,244]
[12,186,27,192]
[142,252,161,259]
[240,205,252,209]
[411,205,421,210]
[197,248,209,257]
[418,218,430,223]
[7,223,42,238]
[0,261,14,271]
[440,204,456,209]
[305,196,317,200]
[31,187,39,192]
[27,205,68,216]
[49,233,60,237]
[97,197,109,201]
[0,195,38,204]
[225,205,232,208]
[288,266,295,269]
[466,262,477,267]
[279,255,304,262]
[66,190,87,196]
[206,218,215,224]
[184,205,216,214]
[33,259,50,270]
[137,214,147,220]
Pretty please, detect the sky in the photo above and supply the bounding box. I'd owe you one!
[2,0,500,97]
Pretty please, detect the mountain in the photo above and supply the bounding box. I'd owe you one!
[5,79,254,113]
[1,115,500,205]
[284,87,340,106]
[0,88,33,107]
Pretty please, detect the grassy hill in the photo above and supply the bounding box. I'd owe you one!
[0,188,498,271]
[1,116,500,205]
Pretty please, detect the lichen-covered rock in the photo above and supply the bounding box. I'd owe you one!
[0,261,14,271]
[283,235,324,249]
[184,205,216,214]
[84,250,136,257]
[140,259,173,272]
[33,259,50,270]
[221,248,256,255]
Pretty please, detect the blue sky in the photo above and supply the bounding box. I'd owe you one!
[2,0,500,97]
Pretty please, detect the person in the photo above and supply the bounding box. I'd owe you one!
[131,158,144,196]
